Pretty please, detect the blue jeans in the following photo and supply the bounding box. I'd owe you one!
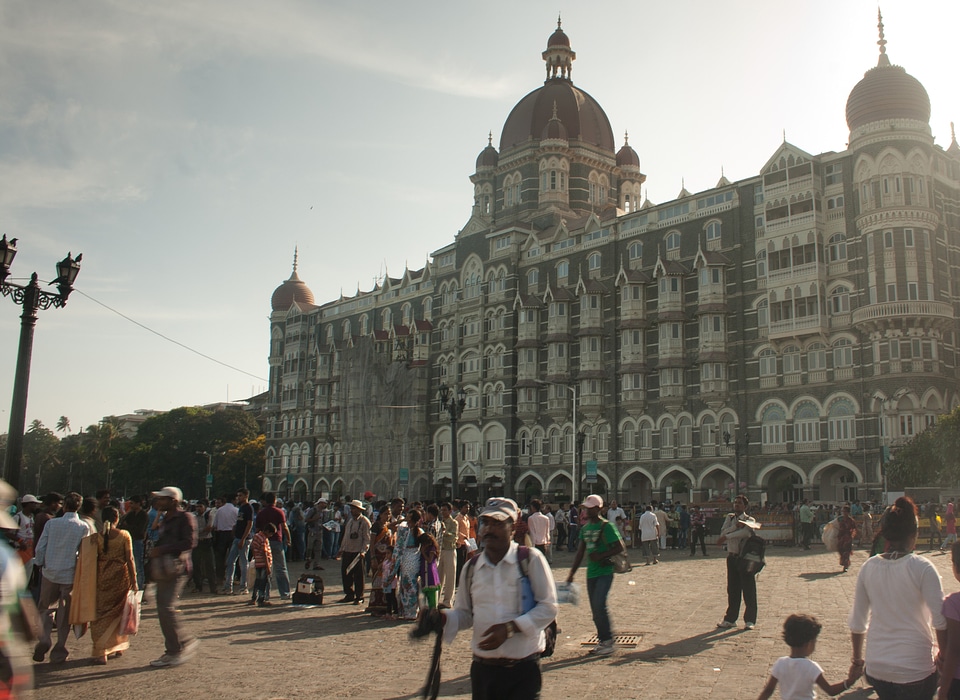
[586,574,613,643]
[567,524,579,552]
[252,568,270,603]
[223,538,250,592]
[132,540,145,589]
[322,530,337,559]
[269,540,290,598]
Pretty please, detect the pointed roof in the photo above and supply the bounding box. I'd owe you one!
[271,248,315,311]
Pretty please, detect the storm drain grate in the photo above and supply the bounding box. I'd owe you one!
[581,633,642,648]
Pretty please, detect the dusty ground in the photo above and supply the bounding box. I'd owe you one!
[27,542,957,699]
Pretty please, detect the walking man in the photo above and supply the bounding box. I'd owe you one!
[32,492,92,664]
[689,504,708,556]
[222,489,253,595]
[438,502,458,609]
[119,494,148,589]
[638,505,660,565]
[798,499,814,550]
[567,502,579,552]
[567,494,625,656]
[148,486,200,667]
[526,499,550,557]
[212,494,238,588]
[438,497,557,698]
[337,499,371,604]
[716,494,761,630]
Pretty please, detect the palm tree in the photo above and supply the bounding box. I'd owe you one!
[56,416,71,436]
[28,419,44,433]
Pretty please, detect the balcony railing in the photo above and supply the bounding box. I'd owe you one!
[852,300,954,325]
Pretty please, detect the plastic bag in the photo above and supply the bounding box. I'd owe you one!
[822,519,839,552]
[120,590,142,636]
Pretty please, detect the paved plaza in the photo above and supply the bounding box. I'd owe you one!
[29,543,956,699]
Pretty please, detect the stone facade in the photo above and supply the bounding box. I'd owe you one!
[263,19,960,506]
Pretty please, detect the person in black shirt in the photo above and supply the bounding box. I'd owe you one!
[119,495,148,588]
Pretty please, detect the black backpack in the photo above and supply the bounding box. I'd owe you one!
[738,533,766,575]
[463,545,558,657]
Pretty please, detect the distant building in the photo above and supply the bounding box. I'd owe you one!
[264,17,960,505]
[106,402,249,440]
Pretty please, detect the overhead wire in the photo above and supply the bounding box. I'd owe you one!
[74,289,268,382]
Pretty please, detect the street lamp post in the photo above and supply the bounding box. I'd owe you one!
[198,451,215,501]
[0,235,81,493]
[723,427,749,498]
[439,384,465,502]
[536,380,579,503]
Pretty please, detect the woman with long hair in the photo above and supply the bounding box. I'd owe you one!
[367,507,394,616]
[848,496,946,699]
[837,504,858,573]
[91,506,138,665]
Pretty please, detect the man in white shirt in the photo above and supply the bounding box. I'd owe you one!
[438,497,558,699]
[717,495,761,630]
[526,499,551,558]
[639,505,660,565]
[33,491,94,664]
[606,500,627,539]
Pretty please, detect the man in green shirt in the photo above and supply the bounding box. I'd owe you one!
[566,494,625,656]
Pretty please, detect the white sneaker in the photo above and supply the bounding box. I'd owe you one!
[150,654,182,668]
[717,620,736,629]
[744,622,756,630]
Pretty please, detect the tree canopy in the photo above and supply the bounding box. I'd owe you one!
[886,406,960,489]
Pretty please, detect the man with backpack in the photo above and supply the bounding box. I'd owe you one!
[433,497,558,699]
[716,494,762,631]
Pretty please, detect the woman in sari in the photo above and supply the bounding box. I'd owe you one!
[367,508,394,616]
[394,508,424,620]
[91,506,138,664]
[837,504,858,573]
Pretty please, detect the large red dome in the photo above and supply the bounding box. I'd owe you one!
[499,80,614,152]
[271,268,314,311]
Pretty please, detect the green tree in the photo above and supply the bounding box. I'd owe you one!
[23,422,59,495]
[56,416,71,436]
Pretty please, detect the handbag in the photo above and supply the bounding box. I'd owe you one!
[150,553,186,581]
[601,523,632,573]
[120,590,142,636]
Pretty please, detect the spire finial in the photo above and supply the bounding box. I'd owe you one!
[552,101,559,120]
[953,122,957,142]
[293,246,299,273]
[624,130,629,146]
[557,13,561,30]
[877,8,890,66]
[488,130,493,147]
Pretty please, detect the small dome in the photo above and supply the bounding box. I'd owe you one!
[476,133,499,169]
[616,132,639,167]
[547,26,570,49]
[541,102,568,140]
[271,252,315,311]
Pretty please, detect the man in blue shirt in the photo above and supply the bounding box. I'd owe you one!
[33,492,93,664]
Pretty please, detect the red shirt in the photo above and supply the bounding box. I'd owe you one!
[256,505,287,543]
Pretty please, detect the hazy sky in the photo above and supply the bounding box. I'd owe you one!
[1,1,957,436]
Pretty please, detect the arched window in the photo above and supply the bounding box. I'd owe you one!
[666,231,681,252]
[556,261,569,281]
[757,299,769,328]
[757,250,767,277]
[795,402,820,443]
[828,233,847,262]
[828,399,856,441]
[705,221,721,241]
[761,405,787,446]
[629,241,643,260]
[830,286,850,314]
[527,268,539,288]
[588,252,601,271]
[833,338,853,368]
[807,343,826,371]
[783,345,801,373]
[360,314,370,335]
[759,348,777,376]
[660,418,675,448]
[422,297,433,321]
[678,417,692,447]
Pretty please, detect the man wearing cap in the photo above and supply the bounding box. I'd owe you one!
[438,497,557,698]
[566,494,625,656]
[337,500,371,604]
[33,491,92,664]
[13,494,40,566]
[148,486,200,667]
[716,494,761,630]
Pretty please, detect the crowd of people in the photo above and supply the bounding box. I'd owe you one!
[2,481,960,699]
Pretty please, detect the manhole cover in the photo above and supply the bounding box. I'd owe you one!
[581,633,642,648]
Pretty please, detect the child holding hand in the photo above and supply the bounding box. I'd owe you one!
[249,522,275,607]
[758,614,862,699]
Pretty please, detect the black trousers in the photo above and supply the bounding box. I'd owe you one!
[690,527,707,555]
[470,658,541,700]
[340,551,365,600]
[723,554,757,624]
